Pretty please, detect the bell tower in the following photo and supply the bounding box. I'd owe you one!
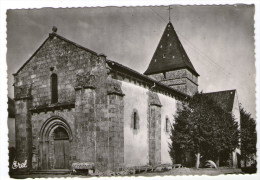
[144,22,199,96]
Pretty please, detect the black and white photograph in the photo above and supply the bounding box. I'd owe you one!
[1,1,258,179]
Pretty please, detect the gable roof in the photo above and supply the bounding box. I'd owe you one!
[14,32,98,75]
[203,89,236,113]
[144,22,199,76]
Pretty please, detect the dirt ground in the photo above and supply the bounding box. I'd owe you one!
[10,167,245,178]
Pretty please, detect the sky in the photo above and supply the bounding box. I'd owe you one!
[6,5,256,118]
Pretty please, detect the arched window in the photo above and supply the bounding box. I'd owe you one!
[51,73,58,103]
[133,112,137,129]
[166,117,169,132]
[131,109,139,130]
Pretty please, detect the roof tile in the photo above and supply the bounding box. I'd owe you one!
[144,22,199,76]
[203,89,236,112]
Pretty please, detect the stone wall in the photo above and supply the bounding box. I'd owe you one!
[158,93,178,164]
[14,34,101,107]
[147,69,198,96]
[121,81,149,167]
[14,98,32,171]
[8,117,15,148]
[185,79,198,97]
[120,78,179,167]
[105,78,124,171]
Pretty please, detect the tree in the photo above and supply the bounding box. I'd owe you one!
[169,92,239,168]
[240,105,256,167]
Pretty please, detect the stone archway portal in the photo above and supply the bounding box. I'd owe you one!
[39,116,72,170]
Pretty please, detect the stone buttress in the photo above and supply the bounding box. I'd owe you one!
[147,91,162,166]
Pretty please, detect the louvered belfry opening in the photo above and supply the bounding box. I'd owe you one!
[51,73,58,103]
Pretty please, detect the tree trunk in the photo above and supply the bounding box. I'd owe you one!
[195,153,200,169]
[216,154,220,167]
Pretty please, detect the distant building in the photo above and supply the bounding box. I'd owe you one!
[203,90,241,167]
[12,21,240,172]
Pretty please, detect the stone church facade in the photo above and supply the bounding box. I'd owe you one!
[13,22,240,172]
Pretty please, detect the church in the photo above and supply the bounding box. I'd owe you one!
[12,20,240,173]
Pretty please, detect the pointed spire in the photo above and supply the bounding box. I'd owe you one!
[144,22,199,76]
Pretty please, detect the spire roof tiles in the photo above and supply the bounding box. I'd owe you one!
[144,22,199,76]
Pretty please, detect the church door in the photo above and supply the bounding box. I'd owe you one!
[53,127,70,169]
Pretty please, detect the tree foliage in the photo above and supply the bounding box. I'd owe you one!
[169,92,239,167]
[240,105,256,164]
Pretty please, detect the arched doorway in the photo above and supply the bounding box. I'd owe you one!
[39,116,72,170]
[53,127,70,169]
